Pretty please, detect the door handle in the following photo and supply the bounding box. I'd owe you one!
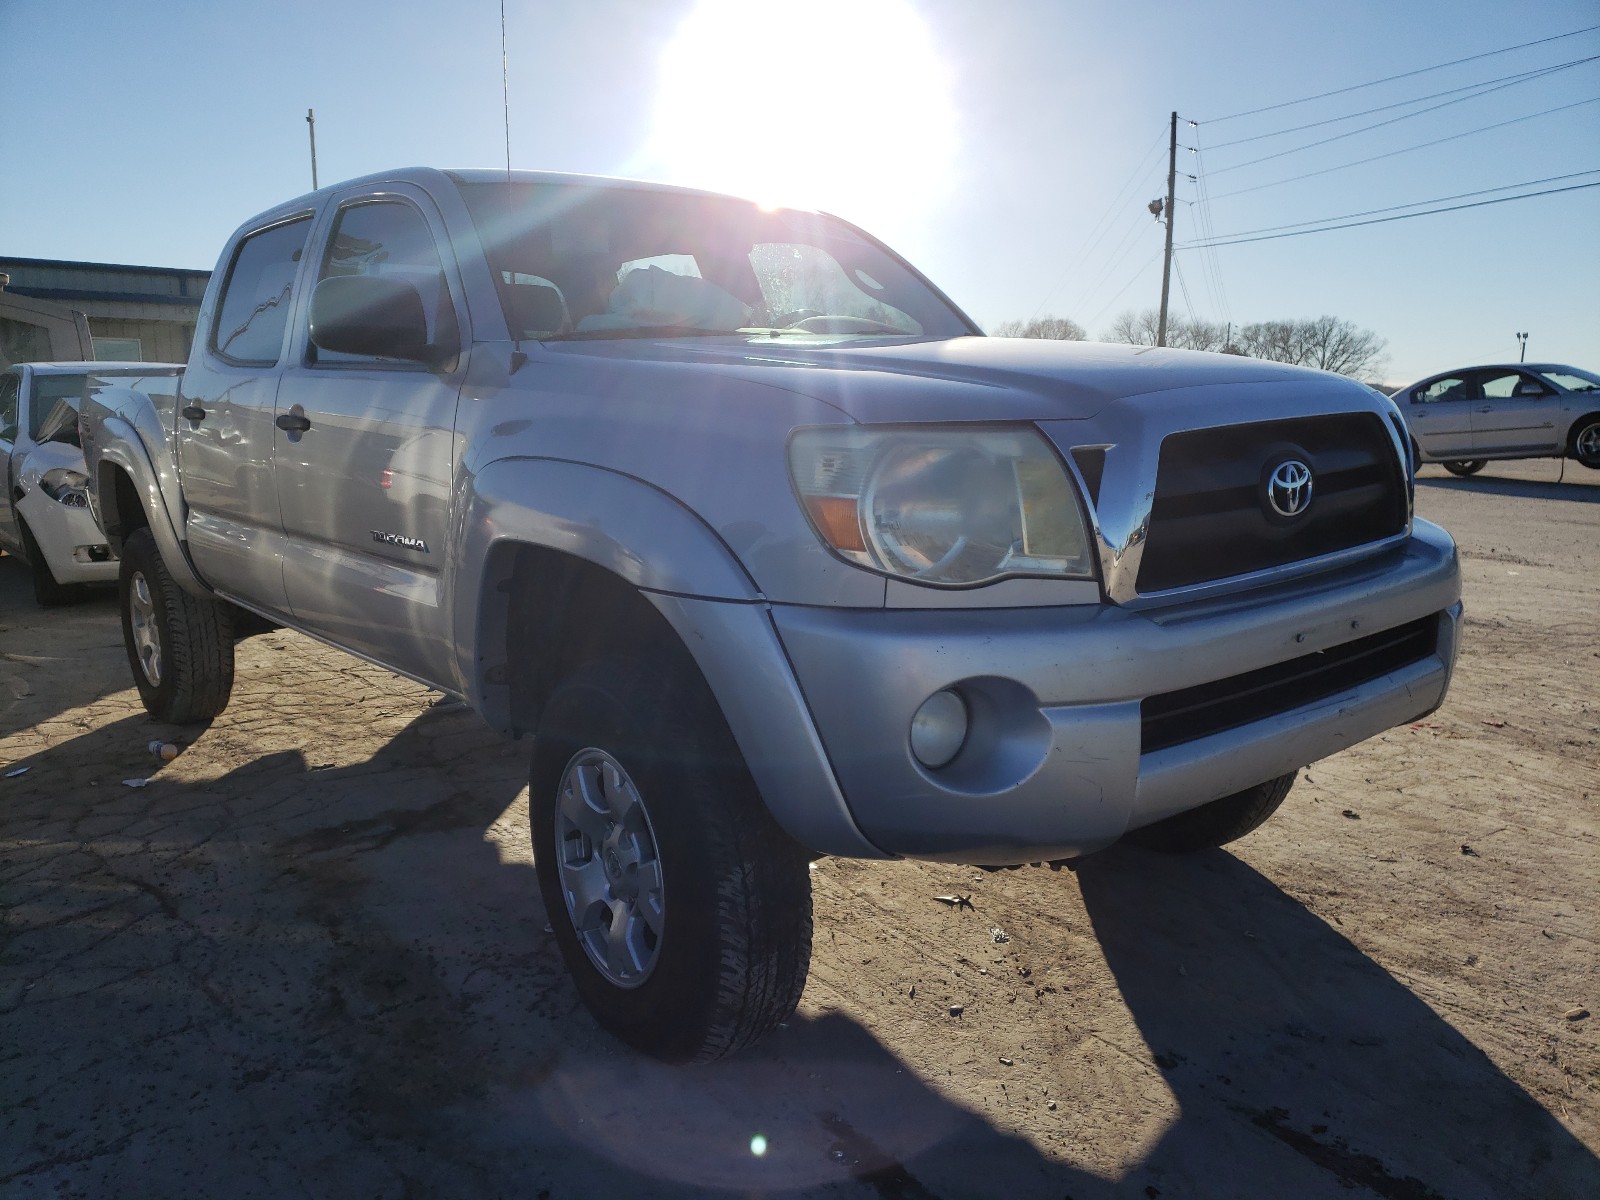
[275,413,311,433]
[1477,406,1493,413]
[181,406,206,421]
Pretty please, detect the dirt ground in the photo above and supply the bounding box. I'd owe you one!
[2,459,1596,1199]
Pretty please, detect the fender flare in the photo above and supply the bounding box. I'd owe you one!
[456,456,762,651]
[454,457,890,859]
[91,414,210,597]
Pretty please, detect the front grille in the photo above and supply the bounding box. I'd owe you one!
[1136,414,1408,593]
[1140,615,1438,754]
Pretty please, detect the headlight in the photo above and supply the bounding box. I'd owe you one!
[40,468,91,508]
[788,426,1096,586]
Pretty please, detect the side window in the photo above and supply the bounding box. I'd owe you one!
[212,217,312,366]
[1477,370,1546,399]
[1414,375,1470,405]
[313,200,453,365]
[0,374,19,442]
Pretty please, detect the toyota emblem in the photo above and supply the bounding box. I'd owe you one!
[1267,459,1314,517]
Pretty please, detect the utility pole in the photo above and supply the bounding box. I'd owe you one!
[306,108,319,191]
[1156,111,1177,348]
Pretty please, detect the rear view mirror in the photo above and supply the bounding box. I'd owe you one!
[309,275,455,366]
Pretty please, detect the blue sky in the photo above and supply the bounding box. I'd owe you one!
[2,0,1595,383]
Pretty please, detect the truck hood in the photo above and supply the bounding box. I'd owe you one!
[532,334,1339,423]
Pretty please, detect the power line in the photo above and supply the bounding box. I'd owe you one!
[1173,254,1198,327]
[1180,181,1600,249]
[1027,126,1167,321]
[1203,23,1600,122]
[1187,137,1232,327]
[1206,56,1598,175]
[1183,170,1600,242]
[1207,95,1600,200]
[1067,210,1159,320]
[1082,250,1164,331]
[1204,54,1600,151]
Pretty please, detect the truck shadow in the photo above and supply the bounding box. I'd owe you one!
[5,705,1595,1197]
[0,705,1097,1199]
[1074,846,1599,1199]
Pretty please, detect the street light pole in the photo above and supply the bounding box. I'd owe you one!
[1516,331,1528,363]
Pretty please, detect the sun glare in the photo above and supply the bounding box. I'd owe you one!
[649,0,956,230]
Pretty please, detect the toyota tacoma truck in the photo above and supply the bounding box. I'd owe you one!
[80,167,1462,1062]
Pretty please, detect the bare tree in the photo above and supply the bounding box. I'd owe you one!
[991,315,1087,340]
[1106,307,1387,380]
[1237,315,1387,381]
[1106,309,1160,346]
[1105,308,1229,352]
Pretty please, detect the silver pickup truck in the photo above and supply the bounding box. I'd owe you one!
[81,167,1462,1062]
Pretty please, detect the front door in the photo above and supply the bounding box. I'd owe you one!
[1469,368,1563,455]
[274,186,467,688]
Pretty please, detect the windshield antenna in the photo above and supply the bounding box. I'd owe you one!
[501,1,526,371]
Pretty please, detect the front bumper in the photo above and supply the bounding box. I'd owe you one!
[16,488,118,585]
[768,519,1461,864]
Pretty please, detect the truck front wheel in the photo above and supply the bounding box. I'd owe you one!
[1123,771,1297,853]
[530,654,812,1062]
[119,527,235,723]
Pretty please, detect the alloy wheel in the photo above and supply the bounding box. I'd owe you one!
[553,748,666,988]
[128,571,163,687]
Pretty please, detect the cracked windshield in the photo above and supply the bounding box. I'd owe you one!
[458,179,972,342]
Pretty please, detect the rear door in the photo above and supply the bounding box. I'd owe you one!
[1404,373,1475,458]
[1469,367,1563,455]
[177,214,316,614]
[274,185,468,687]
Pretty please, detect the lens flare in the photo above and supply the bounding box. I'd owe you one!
[650,0,957,232]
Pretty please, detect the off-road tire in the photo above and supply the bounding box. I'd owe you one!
[1570,415,1600,469]
[118,527,235,723]
[1123,771,1297,853]
[1442,460,1486,477]
[530,654,812,1063]
[18,518,82,607]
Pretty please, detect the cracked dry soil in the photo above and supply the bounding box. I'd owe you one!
[1,459,1596,1199]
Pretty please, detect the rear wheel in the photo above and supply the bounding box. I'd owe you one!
[530,654,812,1062]
[1571,416,1600,469]
[119,527,235,723]
[1123,772,1297,853]
[17,519,82,607]
[1442,460,1487,477]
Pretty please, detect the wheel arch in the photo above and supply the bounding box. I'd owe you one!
[90,419,210,597]
[459,457,883,859]
[457,456,762,730]
[1565,409,1600,457]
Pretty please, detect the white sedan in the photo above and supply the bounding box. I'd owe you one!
[1392,362,1600,476]
[0,361,183,605]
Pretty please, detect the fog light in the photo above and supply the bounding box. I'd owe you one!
[910,689,968,769]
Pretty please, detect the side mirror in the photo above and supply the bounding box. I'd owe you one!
[1515,380,1544,397]
[309,275,455,366]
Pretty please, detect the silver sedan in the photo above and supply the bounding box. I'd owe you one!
[1392,363,1600,476]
